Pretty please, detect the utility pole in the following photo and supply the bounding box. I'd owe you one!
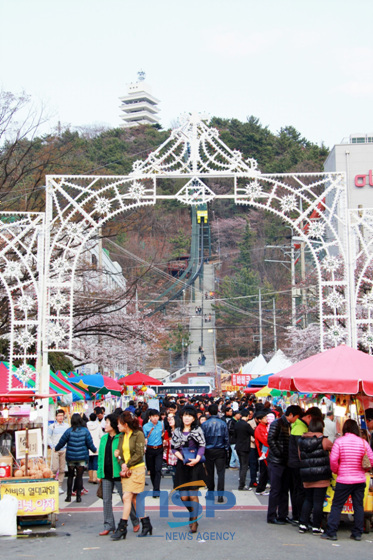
[273,298,277,352]
[290,233,296,327]
[264,231,297,327]
[259,288,263,355]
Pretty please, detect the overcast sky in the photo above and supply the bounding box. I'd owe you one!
[1,0,372,148]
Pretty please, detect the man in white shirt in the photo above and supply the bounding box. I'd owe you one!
[94,406,106,431]
[48,409,69,494]
[324,411,337,443]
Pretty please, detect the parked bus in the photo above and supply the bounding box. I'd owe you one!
[155,383,212,396]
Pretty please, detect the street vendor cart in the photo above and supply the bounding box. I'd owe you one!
[0,392,60,528]
[0,476,59,528]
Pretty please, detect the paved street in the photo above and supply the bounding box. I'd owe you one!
[188,263,216,372]
[2,469,372,560]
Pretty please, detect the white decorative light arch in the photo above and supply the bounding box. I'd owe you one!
[0,212,44,390]
[2,113,373,395]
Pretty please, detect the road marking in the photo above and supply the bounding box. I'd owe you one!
[59,505,268,513]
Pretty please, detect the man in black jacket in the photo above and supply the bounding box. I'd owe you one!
[202,404,229,503]
[234,409,255,490]
[288,406,323,525]
[267,405,302,524]
[228,409,241,469]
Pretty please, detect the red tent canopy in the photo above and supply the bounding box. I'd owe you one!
[243,387,261,394]
[118,371,163,386]
[0,392,58,403]
[268,345,373,395]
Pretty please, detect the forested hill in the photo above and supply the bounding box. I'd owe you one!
[210,117,329,173]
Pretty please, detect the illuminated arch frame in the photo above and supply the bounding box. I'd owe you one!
[4,114,372,394]
[0,212,44,391]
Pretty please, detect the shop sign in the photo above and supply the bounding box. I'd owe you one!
[15,428,42,459]
[0,480,59,515]
[355,170,373,187]
[323,473,369,513]
[231,374,251,387]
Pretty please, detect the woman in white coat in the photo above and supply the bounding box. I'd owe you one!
[87,412,103,483]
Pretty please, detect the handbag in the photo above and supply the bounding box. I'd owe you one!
[181,447,205,464]
[120,468,132,478]
[362,443,371,470]
[97,480,103,499]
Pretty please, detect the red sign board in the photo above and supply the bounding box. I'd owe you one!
[232,374,251,387]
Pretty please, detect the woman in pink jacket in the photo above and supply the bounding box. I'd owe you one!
[322,419,373,541]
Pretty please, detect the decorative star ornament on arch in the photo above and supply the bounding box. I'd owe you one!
[175,178,215,205]
[14,363,35,388]
[131,112,260,176]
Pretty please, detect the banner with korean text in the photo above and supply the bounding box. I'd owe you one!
[231,374,251,387]
[0,480,59,515]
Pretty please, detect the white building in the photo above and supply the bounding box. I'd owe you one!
[119,71,160,128]
[87,241,126,292]
[324,134,373,253]
[324,134,373,210]
[75,240,127,377]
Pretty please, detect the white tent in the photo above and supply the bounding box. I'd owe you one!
[242,354,267,377]
[258,349,292,376]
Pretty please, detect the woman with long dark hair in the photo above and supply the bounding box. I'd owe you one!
[322,419,373,541]
[111,411,150,541]
[171,406,206,533]
[97,414,139,536]
[298,416,332,534]
[55,412,96,503]
[163,413,178,483]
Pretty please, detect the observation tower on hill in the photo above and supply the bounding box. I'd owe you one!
[119,71,160,128]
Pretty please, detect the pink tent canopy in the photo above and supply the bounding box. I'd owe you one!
[118,371,163,386]
[268,345,373,396]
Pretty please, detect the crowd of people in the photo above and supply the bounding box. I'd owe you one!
[47,395,373,542]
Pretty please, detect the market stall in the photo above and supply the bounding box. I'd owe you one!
[0,395,60,529]
[268,344,373,531]
[0,363,83,529]
[118,371,162,403]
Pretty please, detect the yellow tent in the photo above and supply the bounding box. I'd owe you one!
[255,386,272,397]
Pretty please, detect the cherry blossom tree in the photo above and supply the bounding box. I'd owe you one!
[69,259,166,373]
